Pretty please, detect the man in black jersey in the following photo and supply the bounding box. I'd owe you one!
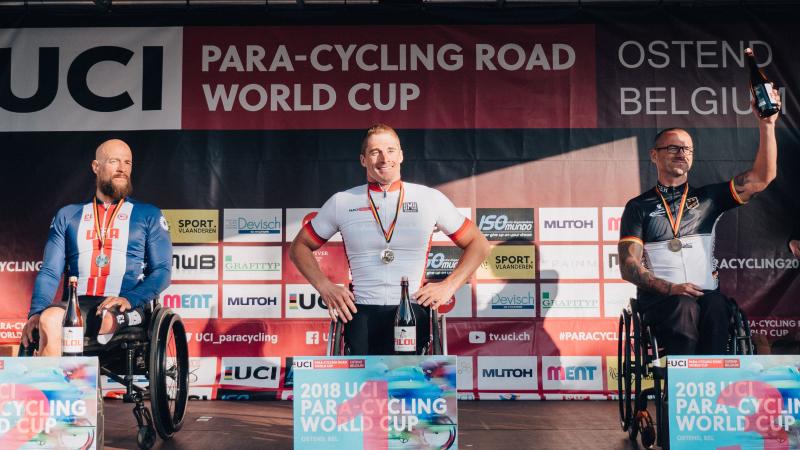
[618,90,780,355]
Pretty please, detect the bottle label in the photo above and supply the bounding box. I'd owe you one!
[62,327,84,354]
[394,326,416,352]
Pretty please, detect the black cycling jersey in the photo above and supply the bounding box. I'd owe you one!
[620,179,744,307]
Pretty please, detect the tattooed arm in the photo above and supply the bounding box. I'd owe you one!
[618,240,703,298]
[733,88,780,204]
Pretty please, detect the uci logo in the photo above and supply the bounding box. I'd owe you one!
[288,293,328,310]
[293,360,313,369]
[0,45,164,113]
[667,359,688,367]
[478,214,509,231]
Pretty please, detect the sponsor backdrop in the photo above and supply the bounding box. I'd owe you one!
[1,7,799,400]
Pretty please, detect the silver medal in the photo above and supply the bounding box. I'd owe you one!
[380,248,395,264]
[667,238,682,252]
[95,254,109,267]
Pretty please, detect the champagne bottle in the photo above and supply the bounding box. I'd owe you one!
[62,276,83,356]
[746,47,780,118]
[394,276,417,355]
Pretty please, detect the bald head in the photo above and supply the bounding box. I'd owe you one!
[96,139,132,161]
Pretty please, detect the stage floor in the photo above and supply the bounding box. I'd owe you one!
[104,399,645,449]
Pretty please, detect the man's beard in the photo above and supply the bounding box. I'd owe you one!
[98,177,133,201]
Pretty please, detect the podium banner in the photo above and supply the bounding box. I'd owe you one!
[293,355,458,450]
[668,355,800,450]
[0,357,99,449]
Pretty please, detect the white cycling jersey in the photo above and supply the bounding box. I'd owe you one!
[305,180,469,306]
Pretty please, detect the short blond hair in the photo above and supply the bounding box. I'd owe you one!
[361,124,400,154]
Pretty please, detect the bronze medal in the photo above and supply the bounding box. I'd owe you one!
[368,183,404,264]
[668,238,682,252]
[654,184,689,253]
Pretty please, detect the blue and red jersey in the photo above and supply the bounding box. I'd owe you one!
[29,197,172,317]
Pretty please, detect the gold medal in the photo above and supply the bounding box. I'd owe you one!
[667,238,682,252]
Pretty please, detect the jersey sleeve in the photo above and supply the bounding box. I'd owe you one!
[430,188,469,241]
[711,179,746,213]
[619,199,645,246]
[306,193,339,245]
[123,208,172,308]
[29,208,69,317]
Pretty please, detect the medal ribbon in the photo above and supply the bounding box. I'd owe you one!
[92,197,125,251]
[654,184,688,238]
[367,183,404,244]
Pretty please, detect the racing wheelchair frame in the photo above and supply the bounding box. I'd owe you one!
[617,297,754,449]
[20,303,189,450]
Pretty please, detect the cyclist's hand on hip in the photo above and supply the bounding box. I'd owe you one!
[413,281,456,310]
[671,283,703,298]
[320,281,356,322]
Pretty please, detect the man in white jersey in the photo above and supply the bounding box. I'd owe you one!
[290,124,490,355]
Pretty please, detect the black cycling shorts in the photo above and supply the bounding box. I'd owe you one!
[343,303,431,355]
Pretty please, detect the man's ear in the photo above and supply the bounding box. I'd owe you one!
[649,148,657,165]
[360,153,367,168]
[91,160,100,175]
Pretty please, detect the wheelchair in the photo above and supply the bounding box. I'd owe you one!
[327,308,448,356]
[617,297,754,449]
[20,303,190,450]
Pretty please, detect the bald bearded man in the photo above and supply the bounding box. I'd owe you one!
[22,139,172,355]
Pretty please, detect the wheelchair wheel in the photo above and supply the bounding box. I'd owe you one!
[148,308,189,440]
[617,309,636,437]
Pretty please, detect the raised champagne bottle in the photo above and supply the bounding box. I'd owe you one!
[394,276,417,355]
[745,47,780,118]
[62,276,83,356]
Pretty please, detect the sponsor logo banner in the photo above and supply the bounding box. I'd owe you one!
[602,245,621,280]
[163,209,219,243]
[477,356,538,391]
[283,244,350,284]
[171,245,218,280]
[223,246,282,280]
[222,284,281,319]
[602,207,624,242]
[747,317,800,340]
[0,261,42,272]
[540,283,600,318]
[539,319,619,356]
[538,207,599,242]
[538,245,599,280]
[182,25,596,129]
[478,245,535,280]
[285,208,342,242]
[0,27,182,131]
[183,320,329,356]
[188,387,214,401]
[188,357,219,386]
[220,357,281,389]
[542,356,603,391]
[606,355,654,395]
[223,208,283,242]
[667,355,800,449]
[159,283,218,319]
[475,283,536,318]
[447,320,535,356]
[433,208,472,242]
[285,284,330,319]
[604,283,635,319]
[441,283,473,318]
[0,319,25,344]
[715,257,800,270]
[426,246,463,280]
[476,208,534,241]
